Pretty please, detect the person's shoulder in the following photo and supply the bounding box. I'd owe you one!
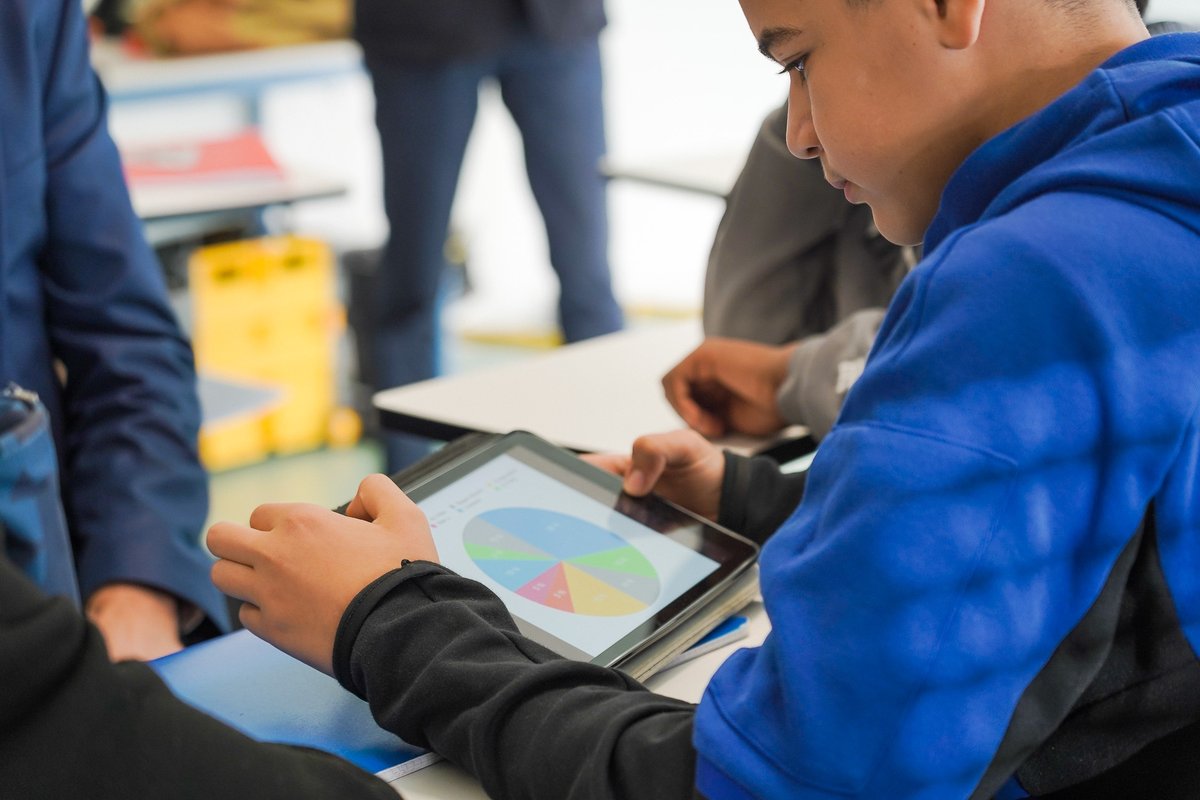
[905,191,1191,353]
[930,191,1172,278]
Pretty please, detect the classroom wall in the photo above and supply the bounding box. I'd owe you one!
[1150,0,1199,23]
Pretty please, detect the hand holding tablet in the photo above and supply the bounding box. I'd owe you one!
[207,475,437,675]
[581,428,726,522]
[210,430,759,677]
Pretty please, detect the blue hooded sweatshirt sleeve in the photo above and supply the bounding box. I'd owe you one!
[695,34,1200,799]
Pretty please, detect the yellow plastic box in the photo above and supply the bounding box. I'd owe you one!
[188,236,349,469]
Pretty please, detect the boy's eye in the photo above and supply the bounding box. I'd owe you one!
[778,54,809,80]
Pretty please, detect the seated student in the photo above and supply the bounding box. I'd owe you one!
[664,0,1183,443]
[208,0,1200,797]
[678,102,912,441]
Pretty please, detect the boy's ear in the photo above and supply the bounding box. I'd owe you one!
[923,0,986,50]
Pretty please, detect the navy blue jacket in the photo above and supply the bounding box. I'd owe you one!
[0,0,227,629]
[353,0,606,64]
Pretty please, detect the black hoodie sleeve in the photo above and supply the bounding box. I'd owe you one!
[0,556,397,800]
[717,451,808,544]
[334,562,700,800]
[323,451,803,799]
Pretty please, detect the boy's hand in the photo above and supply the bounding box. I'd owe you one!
[86,583,184,662]
[207,474,438,675]
[583,429,725,522]
[662,337,796,437]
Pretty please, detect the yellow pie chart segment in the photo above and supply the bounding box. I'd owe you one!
[561,563,648,616]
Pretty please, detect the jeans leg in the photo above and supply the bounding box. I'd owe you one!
[365,56,483,468]
[498,34,623,343]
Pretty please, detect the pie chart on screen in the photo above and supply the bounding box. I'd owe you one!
[463,507,660,616]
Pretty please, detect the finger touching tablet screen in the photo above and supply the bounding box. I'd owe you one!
[398,431,759,668]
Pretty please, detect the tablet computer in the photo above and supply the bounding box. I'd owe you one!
[386,430,760,672]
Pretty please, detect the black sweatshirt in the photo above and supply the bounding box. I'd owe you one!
[333,453,807,800]
[0,553,397,800]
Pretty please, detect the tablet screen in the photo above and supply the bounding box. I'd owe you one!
[404,433,755,666]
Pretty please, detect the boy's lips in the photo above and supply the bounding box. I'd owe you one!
[827,174,860,202]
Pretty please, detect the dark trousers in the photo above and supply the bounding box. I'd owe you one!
[364,31,623,469]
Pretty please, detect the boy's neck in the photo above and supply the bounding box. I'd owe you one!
[972,2,1150,145]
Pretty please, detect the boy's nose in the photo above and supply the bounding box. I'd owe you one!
[785,94,821,159]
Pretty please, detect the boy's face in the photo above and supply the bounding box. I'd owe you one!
[739,0,984,245]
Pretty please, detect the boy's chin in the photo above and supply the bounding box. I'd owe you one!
[871,208,926,248]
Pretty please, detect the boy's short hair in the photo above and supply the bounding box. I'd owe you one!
[843,0,1147,20]
[1045,0,1146,15]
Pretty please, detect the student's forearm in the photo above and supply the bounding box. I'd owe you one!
[775,308,886,438]
[718,452,808,544]
[336,562,699,800]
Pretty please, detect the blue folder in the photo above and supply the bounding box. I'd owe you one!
[151,618,749,778]
[151,629,437,778]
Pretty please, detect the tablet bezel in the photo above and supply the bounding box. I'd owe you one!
[399,430,760,668]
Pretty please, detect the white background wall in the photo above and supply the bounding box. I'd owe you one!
[1150,0,1199,22]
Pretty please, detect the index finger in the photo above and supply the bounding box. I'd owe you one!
[661,360,707,427]
[580,452,630,477]
[248,502,325,532]
[205,520,265,567]
[345,473,418,525]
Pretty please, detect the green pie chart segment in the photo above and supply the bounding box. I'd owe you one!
[464,507,660,616]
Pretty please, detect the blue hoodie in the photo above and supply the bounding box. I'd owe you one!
[695,33,1200,799]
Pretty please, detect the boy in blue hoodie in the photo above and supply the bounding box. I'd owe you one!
[209,0,1200,797]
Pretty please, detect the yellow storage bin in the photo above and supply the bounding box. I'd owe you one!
[199,414,272,473]
[258,349,337,454]
[262,237,334,315]
[190,236,334,343]
[188,236,352,470]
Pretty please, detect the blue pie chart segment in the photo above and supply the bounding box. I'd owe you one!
[464,508,660,616]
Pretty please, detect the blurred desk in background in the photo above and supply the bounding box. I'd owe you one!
[197,373,282,428]
[91,37,363,123]
[599,151,745,199]
[91,40,357,252]
[374,320,810,460]
[129,167,346,225]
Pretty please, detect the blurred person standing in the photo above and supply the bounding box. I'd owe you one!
[355,0,624,470]
[1,0,229,660]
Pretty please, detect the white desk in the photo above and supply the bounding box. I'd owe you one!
[197,372,281,427]
[91,37,363,122]
[374,320,807,458]
[599,152,746,199]
[388,599,771,799]
[128,168,346,223]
